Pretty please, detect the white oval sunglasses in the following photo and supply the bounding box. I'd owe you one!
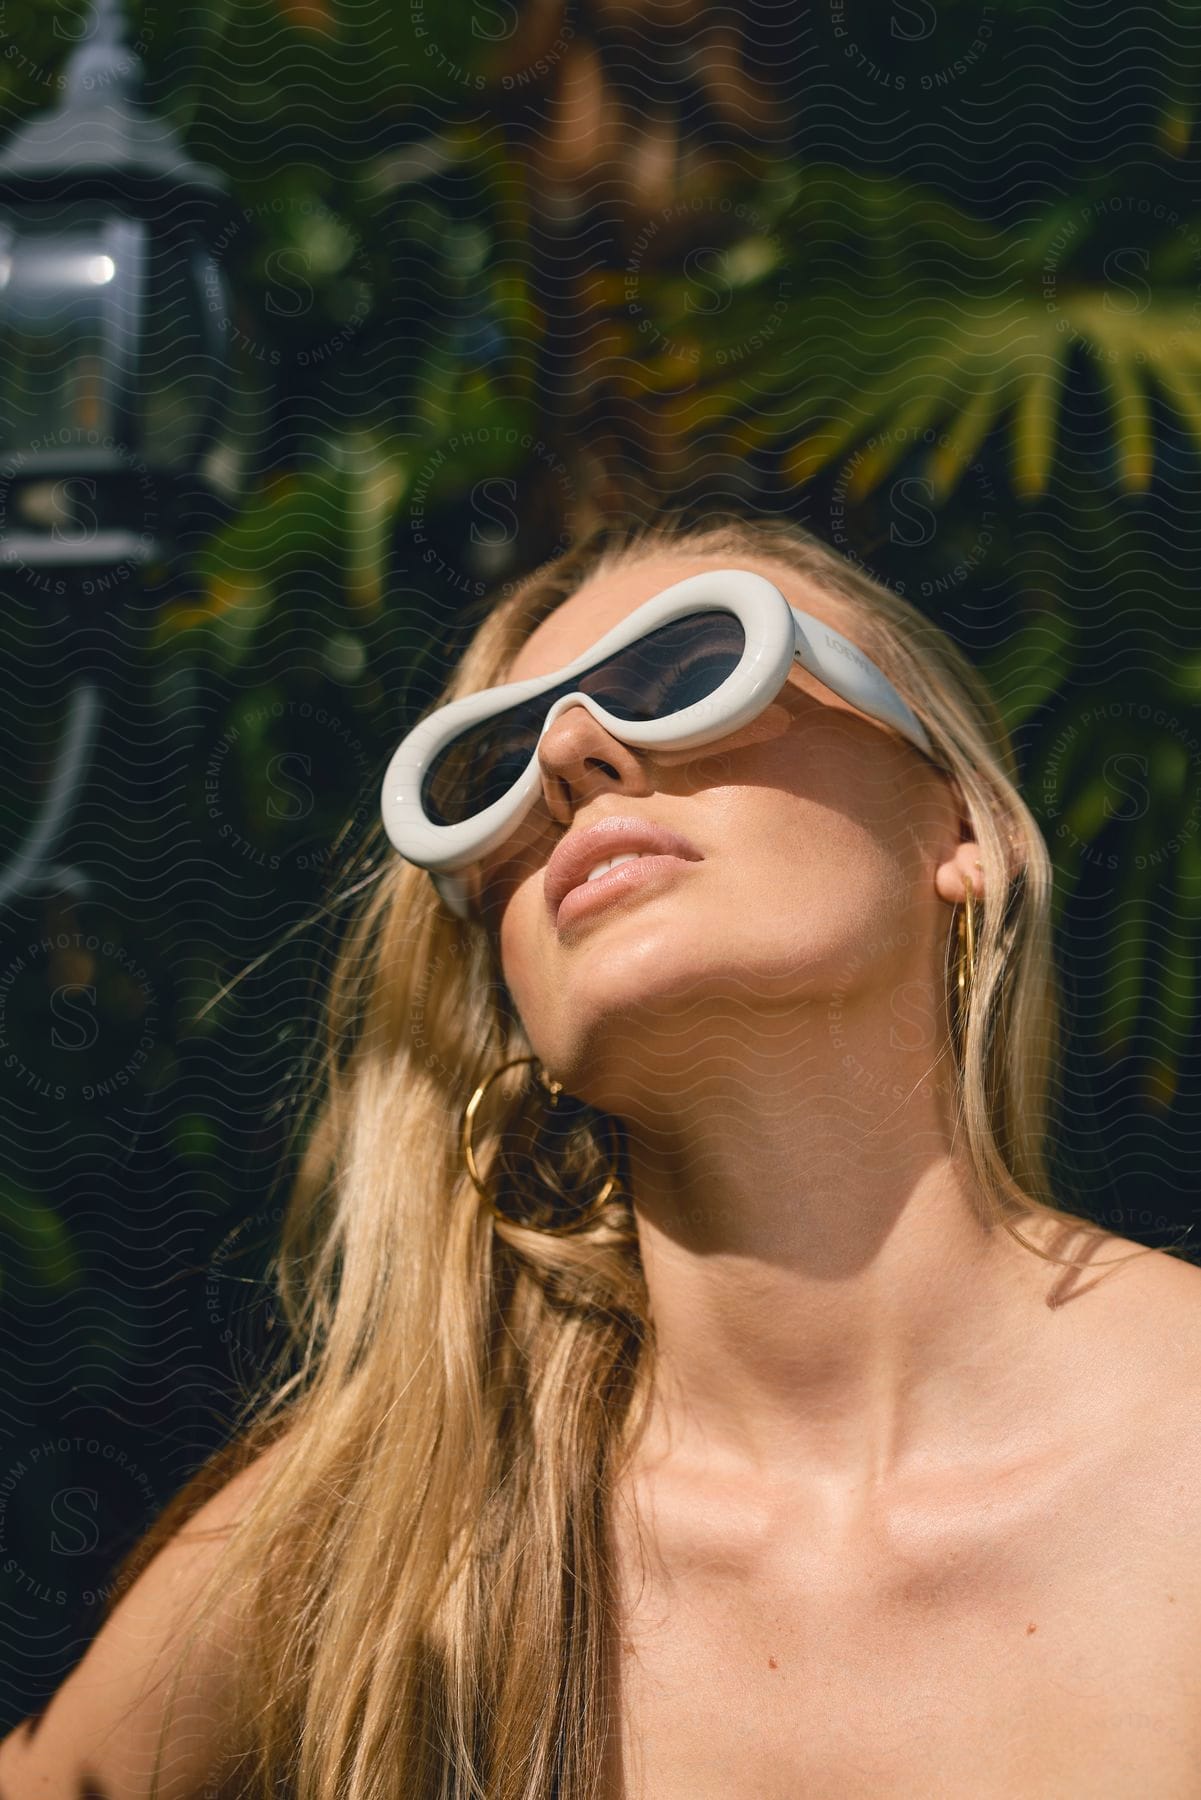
[380,567,946,919]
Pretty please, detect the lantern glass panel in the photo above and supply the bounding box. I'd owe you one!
[140,241,226,470]
[0,210,144,469]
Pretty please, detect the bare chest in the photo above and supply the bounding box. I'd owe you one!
[603,1454,1201,1799]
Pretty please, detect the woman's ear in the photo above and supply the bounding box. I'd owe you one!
[930,768,984,905]
[935,841,987,906]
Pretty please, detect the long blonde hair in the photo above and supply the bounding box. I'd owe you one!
[112,508,1187,1797]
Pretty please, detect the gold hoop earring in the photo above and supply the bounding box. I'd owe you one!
[461,1054,621,1233]
[955,866,980,1021]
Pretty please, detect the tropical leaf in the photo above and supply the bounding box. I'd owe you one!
[1145,831,1201,1102]
[980,611,1077,736]
[605,167,1201,507]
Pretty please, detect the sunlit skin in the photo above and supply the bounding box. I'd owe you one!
[467,551,1157,1546]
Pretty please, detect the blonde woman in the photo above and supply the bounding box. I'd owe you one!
[4,510,1200,1798]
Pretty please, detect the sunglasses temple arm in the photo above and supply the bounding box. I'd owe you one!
[432,869,474,919]
[789,612,938,763]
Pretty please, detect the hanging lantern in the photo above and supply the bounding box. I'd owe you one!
[0,0,232,594]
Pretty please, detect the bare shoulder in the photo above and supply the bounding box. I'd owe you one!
[1076,1228,1201,1493]
[1095,1229,1201,1358]
[1069,1221,1201,1379]
[1018,1211,1201,1340]
[1012,1212,1201,1472]
[998,1219,1201,1670]
[1127,1241,1201,1430]
[1091,1236,1201,1642]
[0,1432,292,1800]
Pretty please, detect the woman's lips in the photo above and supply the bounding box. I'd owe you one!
[553,853,700,930]
[544,819,704,919]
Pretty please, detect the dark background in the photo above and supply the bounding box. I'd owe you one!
[1,0,1199,1724]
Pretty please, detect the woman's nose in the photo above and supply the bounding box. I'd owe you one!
[535,703,648,821]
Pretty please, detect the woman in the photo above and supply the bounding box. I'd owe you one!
[4,509,1200,1798]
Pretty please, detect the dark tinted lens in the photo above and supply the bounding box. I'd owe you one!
[584,613,745,719]
[421,694,550,827]
[421,611,745,826]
